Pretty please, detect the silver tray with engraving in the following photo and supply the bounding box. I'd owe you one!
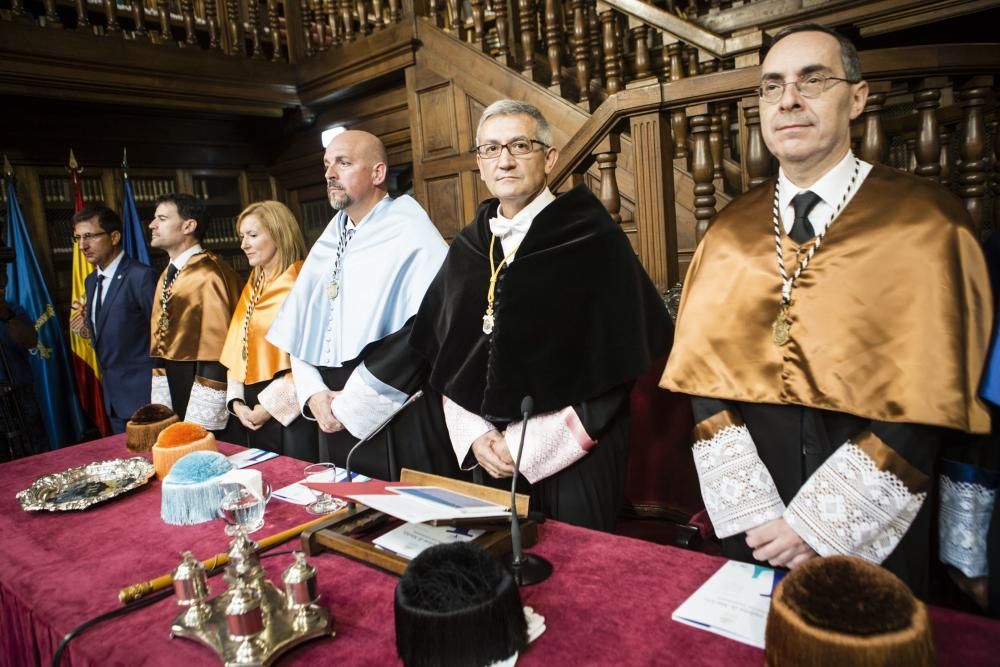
[17,457,156,511]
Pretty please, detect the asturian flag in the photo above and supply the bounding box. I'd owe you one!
[121,150,151,265]
[67,150,112,437]
[4,160,85,449]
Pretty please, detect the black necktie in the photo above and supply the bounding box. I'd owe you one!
[93,274,104,335]
[789,191,822,243]
[164,263,178,287]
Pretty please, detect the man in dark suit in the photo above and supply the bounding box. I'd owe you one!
[69,205,158,433]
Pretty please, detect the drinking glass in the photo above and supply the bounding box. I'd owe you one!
[219,480,272,535]
[303,463,346,515]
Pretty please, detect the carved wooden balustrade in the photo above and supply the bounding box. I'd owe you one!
[544,44,1000,289]
[1,0,295,59]
[421,0,760,111]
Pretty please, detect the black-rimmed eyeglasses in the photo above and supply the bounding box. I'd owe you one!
[472,139,549,159]
[758,73,858,102]
[71,232,109,244]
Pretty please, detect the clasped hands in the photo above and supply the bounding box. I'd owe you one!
[308,390,344,434]
[233,402,272,431]
[745,517,817,569]
[472,429,515,479]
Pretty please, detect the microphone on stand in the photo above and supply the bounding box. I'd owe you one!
[502,395,553,586]
[344,390,424,499]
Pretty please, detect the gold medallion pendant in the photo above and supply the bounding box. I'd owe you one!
[326,281,340,299]
[772,305,791,346]
[482,313,495,335]
[157,313,170,335]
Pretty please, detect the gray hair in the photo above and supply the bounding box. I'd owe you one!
[475,100,554,147]
[769,23,863,82]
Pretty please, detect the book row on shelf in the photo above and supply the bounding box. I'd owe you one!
[192,179,219,201]
[42,177,104,205]
[204,216,240,246]
[129,178,178,203]
[49,215,76,255]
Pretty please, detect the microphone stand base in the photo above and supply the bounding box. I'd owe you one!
[502,553,553,586]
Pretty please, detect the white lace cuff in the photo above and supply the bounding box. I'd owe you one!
[151,372,172,409]
[505,407,594,484]
[442,396,495,469]
[185,377,229,431]
[226,380,245,416]
[785,438,926,564]
[331,363,406,439]
[691,417,786,538]
[939,468,996,578]
[257,375,300,427]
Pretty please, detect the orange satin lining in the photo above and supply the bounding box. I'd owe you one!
[219,261,301,385]
[853,431,928,494]
[692,410,743,442]
[662,166,991,435]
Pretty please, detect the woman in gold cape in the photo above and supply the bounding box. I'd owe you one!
[219,201,315,460]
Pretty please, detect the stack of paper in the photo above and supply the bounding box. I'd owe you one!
[373,523,486,559]
[347,486,510,523]
[671,560,784,649]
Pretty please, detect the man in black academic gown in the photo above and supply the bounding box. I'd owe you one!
[328,100,671,531]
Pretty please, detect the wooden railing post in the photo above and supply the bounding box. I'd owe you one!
[709,109,722,181]
[666,42,688,161]
[325,0,340,47]
[205,0,220,49]
[470,0,485,49]
[595,133,622,225]
[859,83,889,165]
[519,0,536,77]
[544,0,563,91]
[341,0,354,42]
[939,126,953,185]
[247,0,264,56]
[493,0,513,66]
[741,96,771,190]
[600,8,622,95]
[179,0,197,45]
[630,22,651,82]
[959,77,991,232]
[993,120,1000,232]
[133,0,149,38]
[75,0,91,30]
[913,77,947,181]
[630,110,678,292]
[588,3,603,88]
[357,0,370,36]
[268,0,282,59]
[43,0,63,28]
[690,109,715,244]
[572,0,591,108]
[226,0,243,54]
[299,0,315,55]
[158,0,171,43]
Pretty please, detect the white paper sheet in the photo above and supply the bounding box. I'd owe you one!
[372,522,485,559]
[671,560,780,649]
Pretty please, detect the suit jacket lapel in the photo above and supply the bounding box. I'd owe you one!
[84,272,97,340]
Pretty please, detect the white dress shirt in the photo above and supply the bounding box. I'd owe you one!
[170,243,204,271]
[777,152,873,236]
[489,187,556,261]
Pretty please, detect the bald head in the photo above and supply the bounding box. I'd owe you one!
[323,130,390,224]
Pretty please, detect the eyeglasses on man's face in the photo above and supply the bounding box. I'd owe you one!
[473,139,549,159]
[758,72,858,103]
[72,232,109,244]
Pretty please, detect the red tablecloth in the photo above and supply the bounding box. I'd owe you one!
[2,436,998,667]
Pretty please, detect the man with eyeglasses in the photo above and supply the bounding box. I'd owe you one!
[328,100,671,530]
[661,24,992,597]
[69,205,157,433]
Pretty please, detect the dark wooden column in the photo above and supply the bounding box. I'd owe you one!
[689,108,715,244]
[630,110,678,291]
[913,77,947,181]
[959,77,991,232]
[595,134,622,225]
[859,83,889,165]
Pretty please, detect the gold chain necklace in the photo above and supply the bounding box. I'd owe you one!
[482,234,520,335]
[240,268,269,362]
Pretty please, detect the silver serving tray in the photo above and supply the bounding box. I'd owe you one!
[17,457,156,511]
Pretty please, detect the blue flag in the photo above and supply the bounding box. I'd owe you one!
[121,173,151,264]
[5,178,86,449]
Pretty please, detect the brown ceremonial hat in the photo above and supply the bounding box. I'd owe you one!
[125,403,179,453]
[765,555,934,666]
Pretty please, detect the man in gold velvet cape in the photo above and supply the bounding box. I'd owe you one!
[149,193,242,433]
[660,24,992,596]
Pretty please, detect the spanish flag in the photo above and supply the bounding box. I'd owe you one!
[68,150,112,437]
